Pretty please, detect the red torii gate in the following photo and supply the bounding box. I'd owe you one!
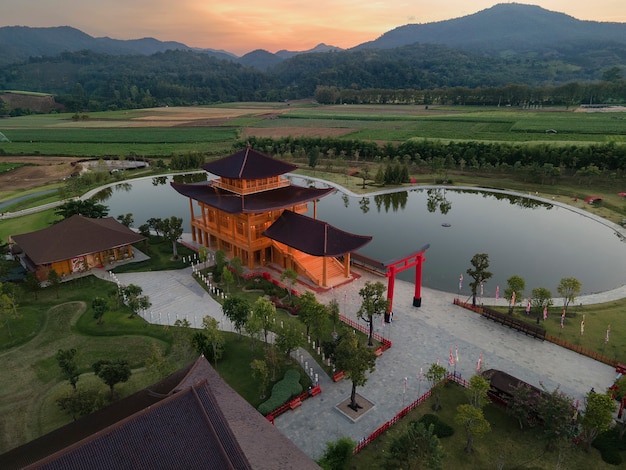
[383,244,429,322]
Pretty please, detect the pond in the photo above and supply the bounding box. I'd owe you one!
[95,174,626,296]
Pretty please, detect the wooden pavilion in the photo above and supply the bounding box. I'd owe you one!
[171,148,372,288]
[10,215,145,281]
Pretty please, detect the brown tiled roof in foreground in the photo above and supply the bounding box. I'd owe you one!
[0,357,320,470]
[263,210,372,256]
[10,215,146,265]
[171,181,333,214]
[201,147,297,179]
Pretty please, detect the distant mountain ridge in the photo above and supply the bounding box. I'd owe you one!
[354,3,626,53]
[2,4,626,69]
[1,2,626,109]
[0,25,342,68]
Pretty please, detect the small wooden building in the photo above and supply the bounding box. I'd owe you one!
[172,147,372,288]
[10,214,145,281]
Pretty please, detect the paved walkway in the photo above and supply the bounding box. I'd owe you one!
[90,248,621,460]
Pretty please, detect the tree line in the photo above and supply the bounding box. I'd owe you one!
[240,136,626,181]
[1,47,625,112]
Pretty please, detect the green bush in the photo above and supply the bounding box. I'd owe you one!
[257,369,303,415]
[416,414,455,438]
[592,428,624,465]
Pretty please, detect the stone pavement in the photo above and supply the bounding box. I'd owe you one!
[90,254,621,461]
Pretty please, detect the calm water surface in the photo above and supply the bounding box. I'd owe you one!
[97,175,626,296]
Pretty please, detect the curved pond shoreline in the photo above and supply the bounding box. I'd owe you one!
[4,172,626,303]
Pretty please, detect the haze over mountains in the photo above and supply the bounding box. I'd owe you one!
[2,3,626,69]
[1,3,625,111]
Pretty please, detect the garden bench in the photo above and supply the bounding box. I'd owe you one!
[289,398,302,410]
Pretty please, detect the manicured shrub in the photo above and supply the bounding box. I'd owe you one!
[257,369,303,415]
[416,413,455,438]
[593,428,624,465]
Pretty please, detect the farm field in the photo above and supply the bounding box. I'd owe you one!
[1,103,626,467]
[0,104,625,159]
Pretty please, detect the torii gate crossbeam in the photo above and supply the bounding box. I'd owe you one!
[383,244,429,322]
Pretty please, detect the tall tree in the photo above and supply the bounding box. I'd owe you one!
[122,284,151,318]
[536,386,576,450]
[334,329,377,411]
[229,256,244,286]
[357,281,390,346]
[222,296,250,337]
[250,359,270,399]
[92,359,131,400]
[505,275,525,313]
[221,266,234,294]
[328,298,340,336]
[275,323,303,360]
[530,287,552,319]
[157,216,184,260]
[467,374,490,409]
[55,348,80,391]
[310,302,330,348]
[244,312,263,351]
[316,437,356,470]
[455,404,491,454]
[466,253,493,306]
[198,246,210,269]
[425,363,447,411]
[298,291,321,337]
[56,388,98,421]
[557,277,582,315]
[116,213,134,227]
[507,383,540,429]
[201,315,224,366]
[280,268,298,300]
[47,269,62,298]
[91,296,108,325]
[252,296,276,343]
[580,391,617,452]
[24,272,42,300]
[55,199,109,219]
[0,282,20,337]
[386,421,444,470]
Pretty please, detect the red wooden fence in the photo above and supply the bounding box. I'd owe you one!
[352,373,468,455]
[453,299,618,368]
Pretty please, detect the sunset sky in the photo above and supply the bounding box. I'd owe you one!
[4,1,626,56]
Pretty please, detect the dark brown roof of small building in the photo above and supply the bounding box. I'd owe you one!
[263,210,372,256]
[1,357,320,470]
[202,147,297,179]
[10,215,145,265]
[171,181,333,214]
[481,369,543,397]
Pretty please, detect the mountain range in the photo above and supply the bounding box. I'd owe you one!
[2,3,626,70]
[1,3,625,111]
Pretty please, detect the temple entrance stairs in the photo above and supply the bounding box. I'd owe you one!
[270,240,346,288]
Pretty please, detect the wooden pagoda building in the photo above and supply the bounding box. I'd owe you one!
[171,148,372,288]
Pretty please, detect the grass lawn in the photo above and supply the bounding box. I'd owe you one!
[489,302,626,366]
[0,276,175,453]
[350,382,622,469]
[0,240,316,455]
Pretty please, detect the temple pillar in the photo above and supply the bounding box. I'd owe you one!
[385,266,396,322]
[343,253,350,277]
[413,255,424,307]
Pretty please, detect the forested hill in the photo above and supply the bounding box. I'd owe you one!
[354,3,626,54]
[1,3,626,112]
